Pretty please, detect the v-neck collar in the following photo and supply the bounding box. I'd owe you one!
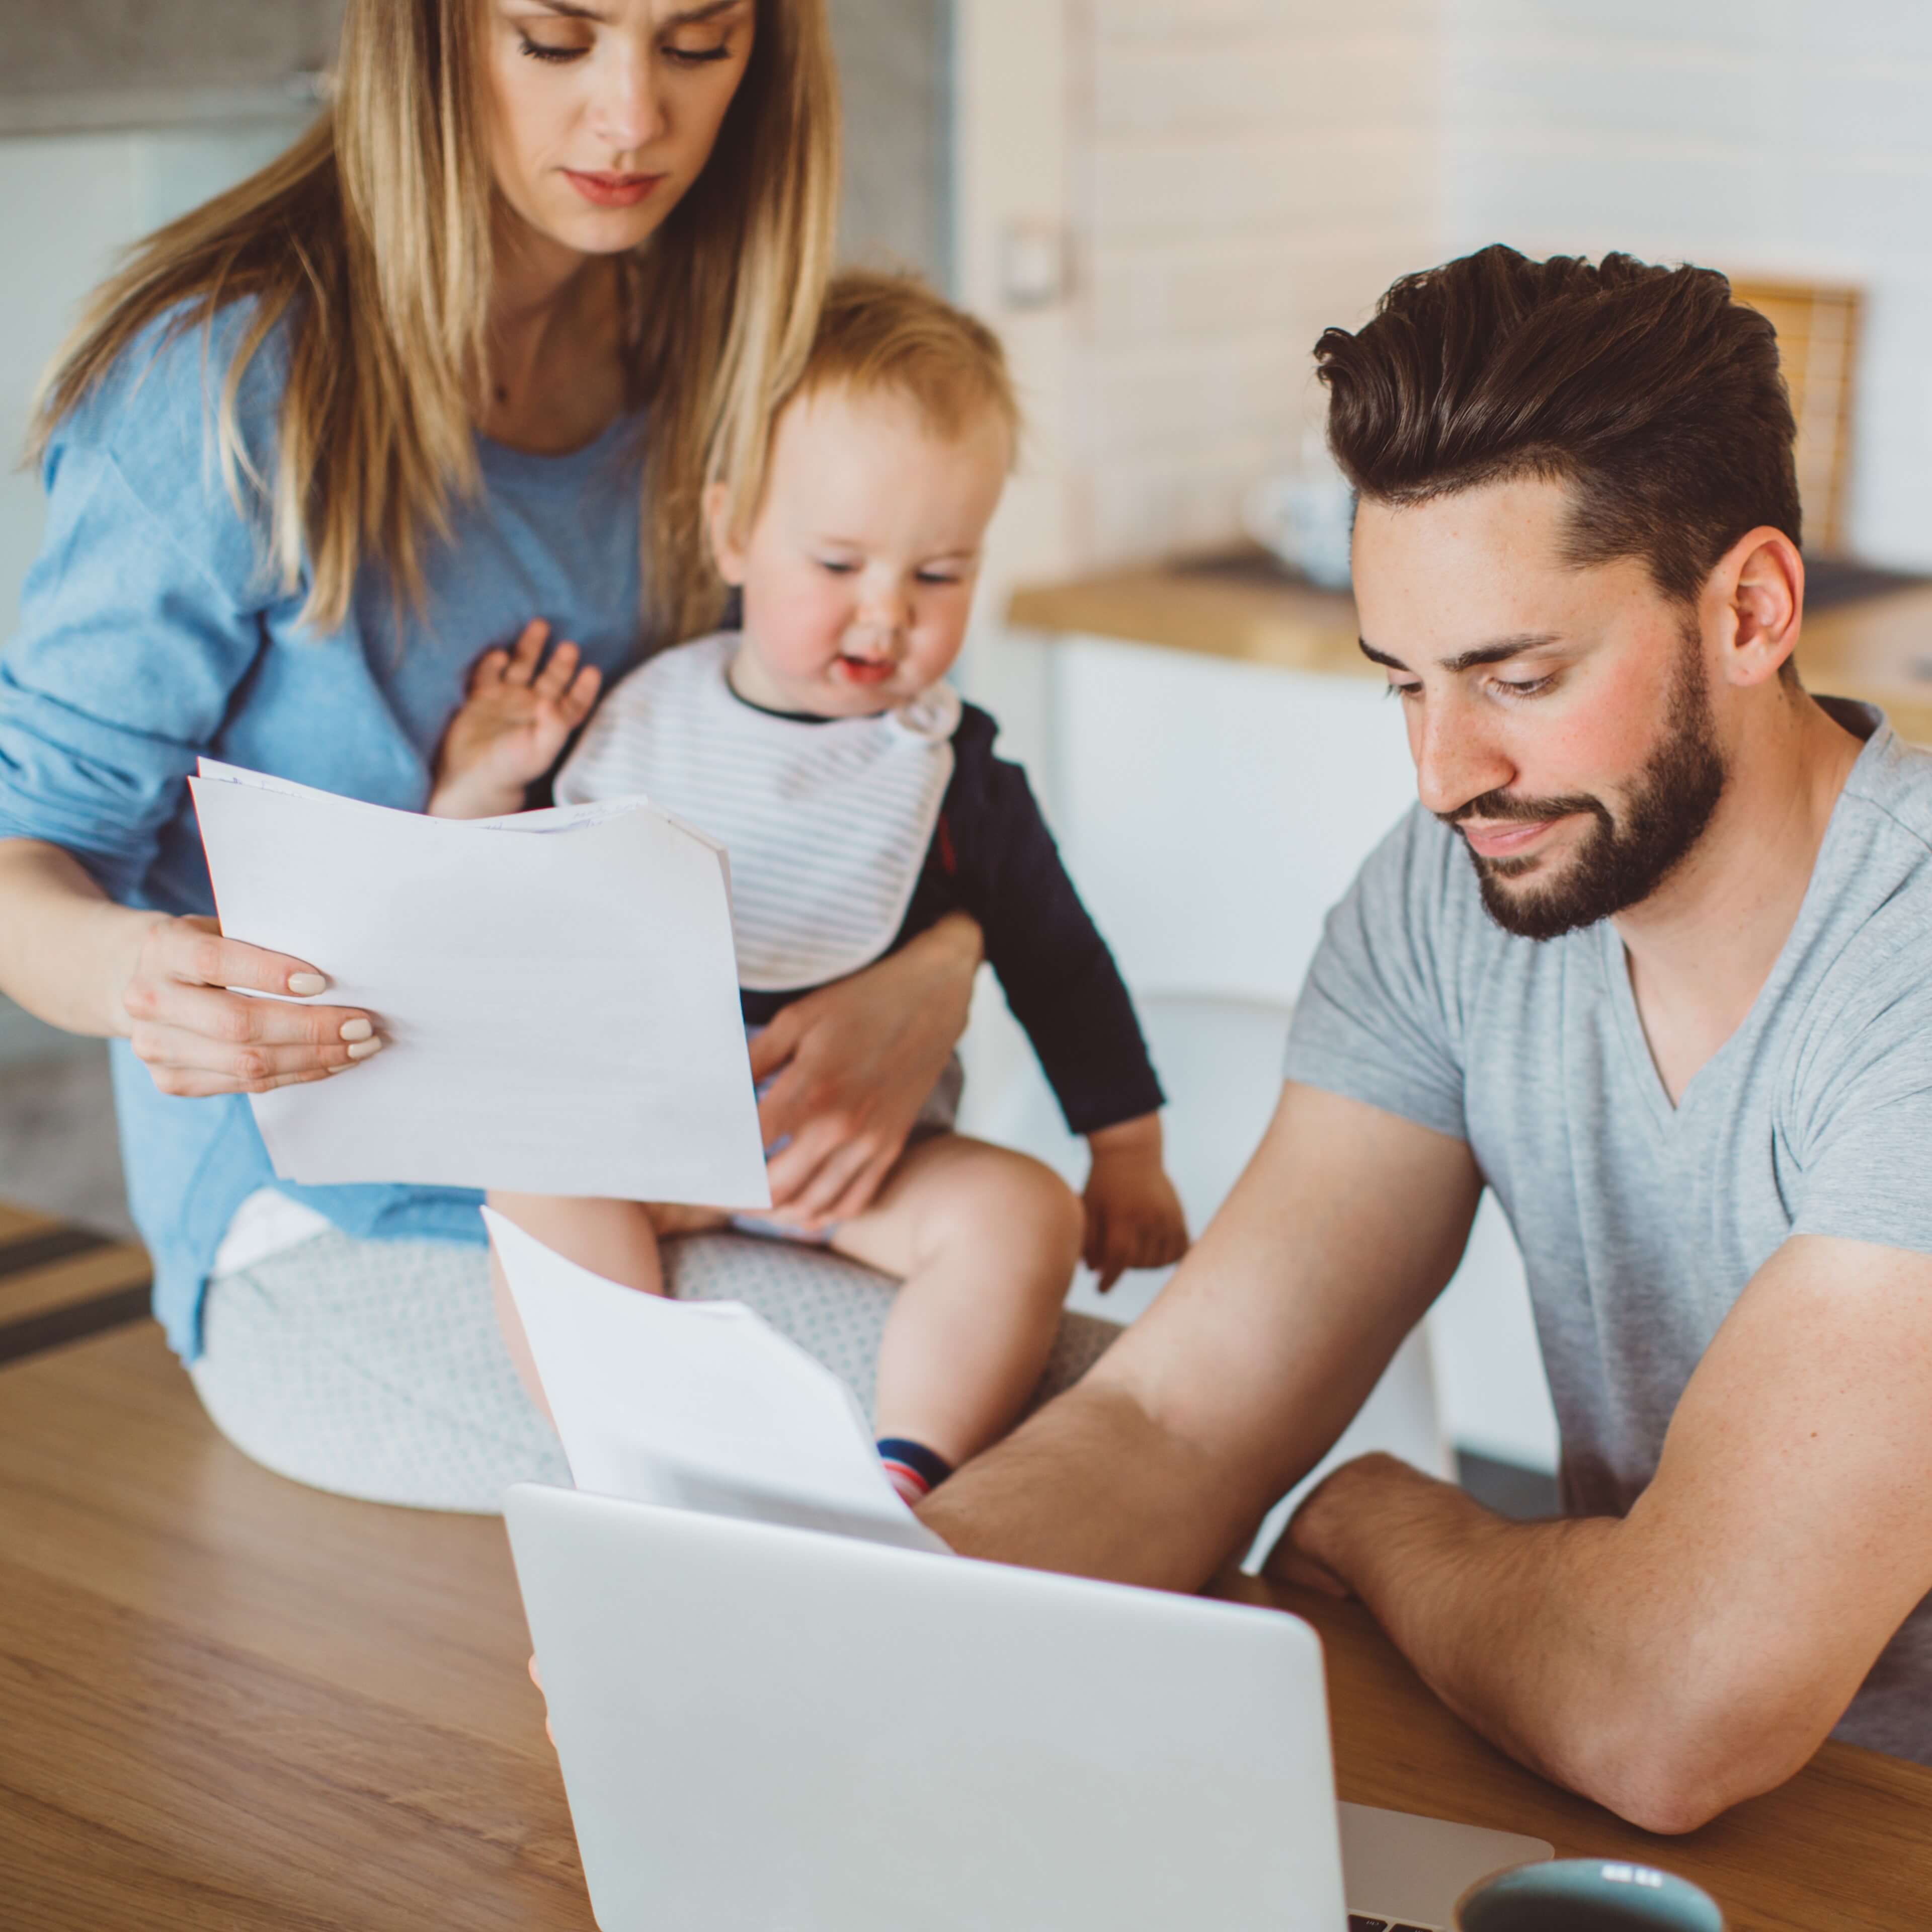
[1598,713,1887,1132]
[1601,924,1705,1131]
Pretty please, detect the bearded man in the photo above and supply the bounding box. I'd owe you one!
[924,247,1932,1831]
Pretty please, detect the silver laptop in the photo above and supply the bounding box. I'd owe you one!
[506,1485,1550,1931]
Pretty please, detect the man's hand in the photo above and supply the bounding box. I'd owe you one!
[1270,1237,1932,1834]
[429,620,601,820]
[1081,1114,1189,1293]
[919,1085,1482,1591]
[1258,1505,1351,1599]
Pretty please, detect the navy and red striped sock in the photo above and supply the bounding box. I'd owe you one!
[876,1437,953,1507]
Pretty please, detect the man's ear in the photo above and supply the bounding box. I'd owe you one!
[1714,526,1803,689]
[704,481,748,588]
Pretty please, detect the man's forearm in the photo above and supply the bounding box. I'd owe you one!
[920,1380,1261,1592]
[1287,1456,1810,1831]
[1291,1459,1616,1776]
[927,1089,1485,1595]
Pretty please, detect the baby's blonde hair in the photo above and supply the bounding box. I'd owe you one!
[714,270,1019,541]
[806,270,1020,443]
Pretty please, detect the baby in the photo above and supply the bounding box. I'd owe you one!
[431,272,1187,1504]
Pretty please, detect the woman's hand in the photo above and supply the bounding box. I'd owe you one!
[429,620,602,821]
[1081,1114,1190,1293]
[749,912,984,1229]
[121,914,380,1097]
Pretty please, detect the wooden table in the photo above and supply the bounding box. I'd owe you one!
[5,1325,1930,1930]
[1270,1586,1932,1930]
[1010,560,1932,747]
[0,1199,153,1367]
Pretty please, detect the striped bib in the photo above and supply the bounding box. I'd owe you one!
[555,632,959,992]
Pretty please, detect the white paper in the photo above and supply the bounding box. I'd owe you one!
[486,1209,950,1556]
[190,761,768,1206]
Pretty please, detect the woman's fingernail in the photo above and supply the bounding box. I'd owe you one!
[288,974,327,997]
[339,1018,374,1043]
[346,1038,384,1061]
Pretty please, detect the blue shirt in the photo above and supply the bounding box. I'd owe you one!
[0,303,650,1359]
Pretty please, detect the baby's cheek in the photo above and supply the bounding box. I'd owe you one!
[747,573,847,672]
[906,612,971,686]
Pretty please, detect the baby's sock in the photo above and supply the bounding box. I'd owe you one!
[877,1437,953,1508]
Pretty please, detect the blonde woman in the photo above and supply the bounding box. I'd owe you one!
[0,0,1103,1509]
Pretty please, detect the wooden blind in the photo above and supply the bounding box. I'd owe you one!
[1730,278,1864,555]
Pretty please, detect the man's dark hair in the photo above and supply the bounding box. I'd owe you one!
[1316,246,1802,605]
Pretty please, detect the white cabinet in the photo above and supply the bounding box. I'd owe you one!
[962,631,1560,1475]
[1048,637,1416,1002]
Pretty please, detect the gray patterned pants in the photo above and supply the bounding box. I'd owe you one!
[190,1229,1119,1513]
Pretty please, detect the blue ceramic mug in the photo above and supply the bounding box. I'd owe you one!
[1455,1859,1726,1931]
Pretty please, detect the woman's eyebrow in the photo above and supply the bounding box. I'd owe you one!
[532,1,743,21]
[659,0,748,23]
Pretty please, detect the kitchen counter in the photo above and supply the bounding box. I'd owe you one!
[1010,549,1932,746]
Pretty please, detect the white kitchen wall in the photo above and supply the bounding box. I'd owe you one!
[829,0,954,288]
[951,0,1447,773]
[960,0,1932,585]
[1442,0,1932,569]
[949,0,1079,782]
[1075,0,1441,566]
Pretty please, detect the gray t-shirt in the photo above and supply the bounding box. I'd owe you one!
[1284,701,1932,1764]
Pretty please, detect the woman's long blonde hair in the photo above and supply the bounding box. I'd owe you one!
[29,0,839,647]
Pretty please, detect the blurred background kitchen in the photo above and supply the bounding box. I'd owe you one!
[5,1,1930,1513]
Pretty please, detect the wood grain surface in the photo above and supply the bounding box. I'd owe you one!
[0,1202,153,1365]
[1252,1583,1932,1931]
[4,1324,1928,1930]
[0,1323,590,1932]
[1009,563,1932,747]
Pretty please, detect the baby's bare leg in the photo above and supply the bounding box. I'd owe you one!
[487,1190,666,1418]
[830,1135,1084,1471]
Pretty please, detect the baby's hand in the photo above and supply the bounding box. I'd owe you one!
[428,620,602,819]
[1081,1114,1190,1294]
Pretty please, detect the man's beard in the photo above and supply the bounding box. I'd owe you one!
[1444,638,1729,942]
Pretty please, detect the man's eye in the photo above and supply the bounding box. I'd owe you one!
[519,33,587,63]
[1495,675,1555,698]
[1387,681,1422,702]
